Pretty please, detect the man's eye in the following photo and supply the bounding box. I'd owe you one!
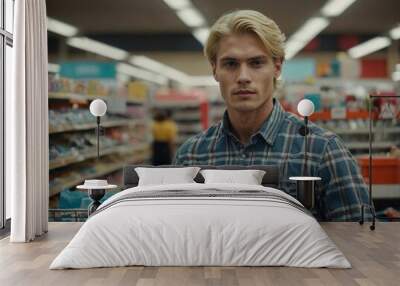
[250,60,264,67]
[223,61,238,68]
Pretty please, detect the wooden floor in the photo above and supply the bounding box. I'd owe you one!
[0,222,399,286]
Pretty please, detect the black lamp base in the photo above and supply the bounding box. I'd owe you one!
[88,188,106,216]
[359,203,376,231]
[298,126,310,136]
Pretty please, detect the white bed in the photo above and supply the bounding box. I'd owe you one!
[50,183,351,269]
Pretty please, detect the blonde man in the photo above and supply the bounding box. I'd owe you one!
[174,10,371,221]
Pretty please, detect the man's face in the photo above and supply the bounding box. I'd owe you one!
[212,33,282,113]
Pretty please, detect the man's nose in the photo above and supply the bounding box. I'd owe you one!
[237,64,251,84]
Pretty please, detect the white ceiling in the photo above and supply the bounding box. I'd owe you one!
[46,0,400,76]
[46,0,400,35]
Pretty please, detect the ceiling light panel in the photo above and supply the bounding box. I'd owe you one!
[47,17,78,37]
[130,56,189,83]
[291,17,330,43]
[389,25,400,40]
[348,37,391,58]
[117,63,168,85]
[163,0,191,10]
[193,28,209,45]
[321,0,357,17]
[284,17,329,59]
[176,7,206,28]
[67,37,129,61]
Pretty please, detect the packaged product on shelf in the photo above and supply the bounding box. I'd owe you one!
[128,81,148,101]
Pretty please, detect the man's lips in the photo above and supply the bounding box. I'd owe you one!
[233,90,257,97]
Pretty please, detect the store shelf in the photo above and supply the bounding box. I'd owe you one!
[347,142,395,150]
[330,127,400,135]
[154,101,200,108]
[49,143,149,170]
[49,92,104,102]
[48,92,145,104]
[173,113,201,121]
[371,185,400,199]
[178,124,203,133]
[49,154,149,197]
[49,118,146,134]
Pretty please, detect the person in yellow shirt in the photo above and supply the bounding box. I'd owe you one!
[152,109,178,165]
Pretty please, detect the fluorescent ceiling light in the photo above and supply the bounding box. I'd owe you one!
[348,37,391,58]
[47,17,78,37]
[176,7,205,28]
[130,56,189,83]
[285,40,306,60]
[67,37,129,61]
[284,17,329,59]
[193,28,209,45]
[116,63,168,85]
[291,17,329,43]
[48,63,60,73]
[163,0,191,10]
[321,0,357,17]
[389,25,400,40]
[130,56,166,72]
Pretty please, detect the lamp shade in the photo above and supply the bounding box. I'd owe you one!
[89,99,107,117]
[297,99,315,117]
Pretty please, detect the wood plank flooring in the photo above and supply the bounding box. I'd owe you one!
[0,222,399,286]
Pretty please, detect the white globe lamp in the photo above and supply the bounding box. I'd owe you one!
[89,99,107,160]
[297,99,315,117]
[89,99,107,117]
[297,99,315,168]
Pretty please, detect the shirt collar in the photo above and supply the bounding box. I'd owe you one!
[218,99,286,146]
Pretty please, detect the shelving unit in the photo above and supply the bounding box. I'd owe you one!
[314,112,400,156]
[49,143,149,170]
[49,149,150,197]
[280,78,400,206]
[48,92,145,104]
[48,73,152,208]
[49,118,145,134]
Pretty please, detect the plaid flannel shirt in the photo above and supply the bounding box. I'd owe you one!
[174,99,371,221]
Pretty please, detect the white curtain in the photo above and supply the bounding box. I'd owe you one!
[7,0,49,242]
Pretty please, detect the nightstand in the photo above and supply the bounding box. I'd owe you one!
[289,176,321,209]
[77,180,118,216]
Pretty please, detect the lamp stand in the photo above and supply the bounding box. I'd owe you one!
[95,116,105,160]
[96,116,100,160]
[359,95,376,230]
[299,116,310,176]
[89,116,107,216]
[360,94,400,230]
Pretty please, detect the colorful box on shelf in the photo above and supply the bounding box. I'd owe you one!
[358,157,400,184]
[305,110,378,121]
[128,81,148,101]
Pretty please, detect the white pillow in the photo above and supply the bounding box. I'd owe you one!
[200,169,266,185]
[135,167,201,186]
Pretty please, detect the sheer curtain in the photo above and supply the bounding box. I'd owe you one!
[7,0,49,242]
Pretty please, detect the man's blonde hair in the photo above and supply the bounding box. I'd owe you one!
[205,10,286,65]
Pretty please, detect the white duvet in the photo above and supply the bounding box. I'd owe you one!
[50,183,351,269]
